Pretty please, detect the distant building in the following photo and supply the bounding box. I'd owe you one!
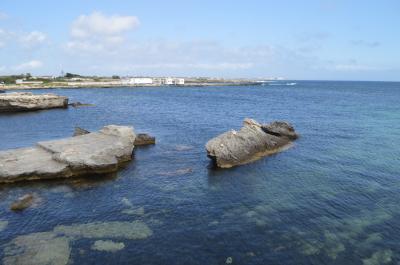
[162,77,174,85]
[15,79,44,85]
[159,77,185,85]
[123,77,153,85]
[174,78,185,85]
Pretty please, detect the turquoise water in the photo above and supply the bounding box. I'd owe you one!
[0,81,400,264]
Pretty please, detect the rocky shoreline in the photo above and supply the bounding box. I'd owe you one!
[0,125,136,183]
[0,92,68,112]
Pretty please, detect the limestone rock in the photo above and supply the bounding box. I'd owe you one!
[10,194,35,211]
[73,127,90,137]
[0,92,68,112]
[261,121,298,140]
[3,232,71,265]
[206,118,297,168]
[134,133,156,146]
[0,125,136,183]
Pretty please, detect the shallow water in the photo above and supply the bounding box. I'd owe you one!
[0,81,400,264]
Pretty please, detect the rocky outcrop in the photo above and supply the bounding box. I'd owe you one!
[134,133,156,146]
[0,92,68,112]
[71,127,155,146]
[10,194,34,211]
[206,119,298,168]
[0,125,136,183]
[73,127,90,137]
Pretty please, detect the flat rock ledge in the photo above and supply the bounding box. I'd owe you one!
[0,92,68,112]
[206,118,298,168]
[0,125,136,184]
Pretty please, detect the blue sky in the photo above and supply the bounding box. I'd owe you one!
[0,0,399,80]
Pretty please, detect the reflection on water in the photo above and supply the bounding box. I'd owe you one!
[0,81,400,264]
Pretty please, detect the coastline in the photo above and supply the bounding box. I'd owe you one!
[0,81,263,91]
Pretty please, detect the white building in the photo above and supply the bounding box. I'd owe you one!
[15,79,44,85]
[124,77,153,85]
[174,78,185,85]
[160,77,185,85]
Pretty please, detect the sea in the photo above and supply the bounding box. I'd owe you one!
[0,81,399,265]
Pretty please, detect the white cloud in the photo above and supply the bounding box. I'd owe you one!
[14,60,43,71]
[66,11,139,54]
[70,11,139,38]
[20,31,47,47]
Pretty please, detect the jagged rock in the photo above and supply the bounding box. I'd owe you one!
[73,127,90,137]
[10,194,34,211]
[0,125,136,183]
[0,92,68,112]
[134,133,156,146]
[72,128,155,146]
[261,121,298,140]
[206,119,297,168]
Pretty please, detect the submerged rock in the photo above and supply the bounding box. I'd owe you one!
[10,194,34,211]
[206,118,298,168]
[0,92,68,112]
[69,102,94,108]
[3,220,152,265]
[91,240,125,252]
[134,133,156,146]
[0,220,8,231]
[0,125,136,183]
[54,220,152,240]
[3,232,71,265]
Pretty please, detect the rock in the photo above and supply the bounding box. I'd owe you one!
[0,220,8,231]
[226,257,233,264]
[134,133,156,146]
[69,102,94,108]
[53,220,152,240]
[206,118,297,168]
[73,127,90,137]
[0,125,136,183]
[3,232,71,265]
[10,194,34,211]
[91,240,125,252]
[160,168,193,176]
[261,121,298,140]
[71,128,154,146]
[0,92,68,112]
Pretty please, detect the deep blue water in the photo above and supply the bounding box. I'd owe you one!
[0,81,400,264]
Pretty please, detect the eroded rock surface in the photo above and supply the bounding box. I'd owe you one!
[134,133,156,146]
[206,119,298,168]
[0,92,68,112]
[0,125,136,183]
[10,194,35,211]
[3,220,152,265]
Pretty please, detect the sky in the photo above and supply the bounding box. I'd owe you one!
[0,0,399,80]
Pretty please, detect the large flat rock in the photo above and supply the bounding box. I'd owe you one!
[0,125,135,183]
[0,92,68,112]
[206,119,298,168]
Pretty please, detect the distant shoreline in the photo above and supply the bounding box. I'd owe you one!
[0,81,264,91]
